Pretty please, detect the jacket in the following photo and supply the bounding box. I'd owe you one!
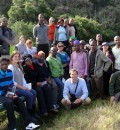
[89,49,112,78]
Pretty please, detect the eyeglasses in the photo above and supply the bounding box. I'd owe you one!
[25,59,32,62]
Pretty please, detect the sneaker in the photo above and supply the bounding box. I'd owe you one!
[26,123,40,130]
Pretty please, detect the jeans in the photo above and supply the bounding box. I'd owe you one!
[16,89,36,109]
[53,77,64,103]
[0,96,31,130]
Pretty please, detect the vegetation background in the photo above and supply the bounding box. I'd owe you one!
[0,0,120,130]
[0,0,120,42]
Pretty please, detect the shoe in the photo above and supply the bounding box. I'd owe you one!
[50,108,58,113]
[53,104,59,109]
[26,123,40,130]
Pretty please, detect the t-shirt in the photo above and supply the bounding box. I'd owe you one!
[58,26,67,41]
[0,69,14,95]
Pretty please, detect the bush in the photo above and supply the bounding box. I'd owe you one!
[74,16,116,42]
[11,21,35,43]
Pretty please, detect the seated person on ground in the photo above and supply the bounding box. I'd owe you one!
[61,69,91,109]
[8,51,37,121]
[0,58,39,130]
[46,47,64,103]
[109,71,120,103]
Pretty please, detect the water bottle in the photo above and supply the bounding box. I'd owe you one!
[12,85,16,94]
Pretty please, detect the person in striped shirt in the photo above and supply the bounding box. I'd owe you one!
[0,58,39,130]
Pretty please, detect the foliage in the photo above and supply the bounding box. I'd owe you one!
[11,21,35,42]
[8,0,52,23]
[74,16,116,41]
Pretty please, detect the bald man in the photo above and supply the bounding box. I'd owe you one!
[0,17,16,57]
[112,36,120,72]
[36,51,59,109]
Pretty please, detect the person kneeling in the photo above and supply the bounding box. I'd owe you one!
[61,69,91,109]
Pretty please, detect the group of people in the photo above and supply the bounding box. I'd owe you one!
[0,14,120,130]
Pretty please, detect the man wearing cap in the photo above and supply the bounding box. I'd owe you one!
[70,40,88,79]
[33,14,49,57]
[89,40,112,99]
[0,17,16,58]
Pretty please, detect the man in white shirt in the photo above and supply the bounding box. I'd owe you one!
[61,69,91,109]
[112,36,120,72]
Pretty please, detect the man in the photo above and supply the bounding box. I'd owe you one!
[46,47,64,102]
[33,14,49,57]
[36,51,59,109]
[89,40,111,99]
[0,17,16,58]
[70,40,88,79]
[96,34,102,46]
[0,58,39,130]
[112,36,120,72]
[61,69,91,109]
[68,18,77,37]
[109,71,120,103]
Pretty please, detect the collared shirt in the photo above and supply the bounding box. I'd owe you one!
[69,51,88,77]
[112,46,120,70]
[63,77,88,100]
[0,69,14,95]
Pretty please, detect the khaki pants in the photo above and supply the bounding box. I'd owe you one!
[61,97,91,109]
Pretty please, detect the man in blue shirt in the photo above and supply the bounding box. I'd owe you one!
[0,58,39,130]
[61,69,91,109]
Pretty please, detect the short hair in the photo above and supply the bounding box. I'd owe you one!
[0,57,9,63]
[38,13,44,18]
[69,69,78,74]
[23,54,32,62]
[38,51,45,57]
[26,39,32,45]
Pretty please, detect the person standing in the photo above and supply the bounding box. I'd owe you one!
[89,40,111,99]
[112,36,120,72]
[69,40,88,79]
[48,17,56,47]
[0,17,16,58]
[33,14,49,57]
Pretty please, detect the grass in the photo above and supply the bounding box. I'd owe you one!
[1,99,120,130]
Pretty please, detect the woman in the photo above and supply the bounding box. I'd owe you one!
[23,54,58,116]
[53,18,69,52]
[8,51,37,119]
[57,42,70,79]
[15,35,28,58]
[48,17,56,47]
[102,42,115,95]
[26,39,37,58]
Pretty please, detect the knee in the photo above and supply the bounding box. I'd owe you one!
[84,97,91,105]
